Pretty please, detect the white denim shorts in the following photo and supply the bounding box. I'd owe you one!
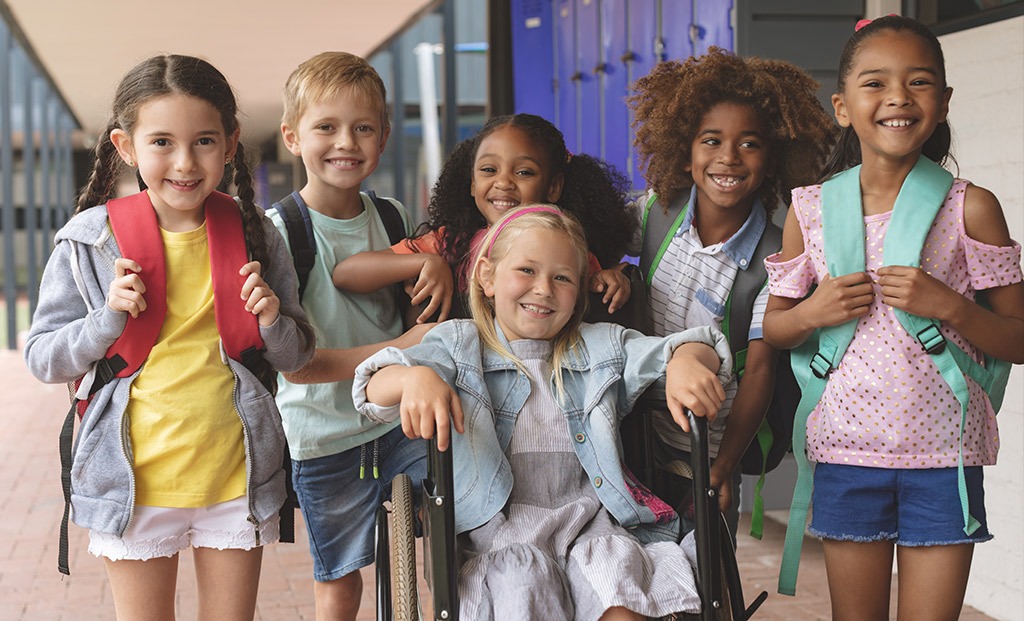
[88,496,280,561]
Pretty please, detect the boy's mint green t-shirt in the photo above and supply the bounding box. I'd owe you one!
[269,192,412,460]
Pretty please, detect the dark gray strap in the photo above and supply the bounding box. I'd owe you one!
[271,192,315,301]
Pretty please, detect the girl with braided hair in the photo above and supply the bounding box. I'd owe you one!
[25,54,314,619]
[628,47,836,542]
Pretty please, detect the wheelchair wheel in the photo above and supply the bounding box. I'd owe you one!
[390,473,418,621]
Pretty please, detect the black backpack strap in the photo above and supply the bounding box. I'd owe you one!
[367,190,408,245]
[725,220,783,361]
[639,192,689,285]
[57,399,77,575]
[271,192,316,301]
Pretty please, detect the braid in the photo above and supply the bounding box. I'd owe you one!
[233,143,276,394]
[75,124,122,214]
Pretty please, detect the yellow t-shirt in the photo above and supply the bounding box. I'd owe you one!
[128,224,246,507]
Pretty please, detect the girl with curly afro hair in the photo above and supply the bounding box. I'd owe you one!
[333,113,638,322]
[626,47,836,543]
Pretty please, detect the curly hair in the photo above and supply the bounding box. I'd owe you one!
[423,113,637,269]
[628,47,837,213]
[820,15,952,181]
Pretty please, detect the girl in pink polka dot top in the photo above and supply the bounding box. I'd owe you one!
[762,15,1023,620]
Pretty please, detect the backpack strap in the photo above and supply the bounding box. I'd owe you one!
[271,192,316,301]
[721,218,783,540]
[102,191,169,381]
[367,190,408,245]
[778,165,865,595]
[640,191,689,285]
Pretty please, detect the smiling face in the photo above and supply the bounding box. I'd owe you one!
[281,89,389,207]
[470,126,565,226]
[686,101,771,219]
[832,31,952,167]
[478,226,581,342]
[110,94,238,231]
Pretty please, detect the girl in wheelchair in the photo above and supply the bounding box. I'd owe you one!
[354,205,732,620]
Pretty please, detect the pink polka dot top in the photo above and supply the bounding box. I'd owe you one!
[765,180,1022,469]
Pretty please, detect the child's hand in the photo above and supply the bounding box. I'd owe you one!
[665,343,726,432]
[710,463,734,512]
[399,366,465,451]
[589,267,631,314]
[801,272,874,329]
[409,254,454,323]
[107,258,148,318]
[877,266,961,322]
[240,261,280,326]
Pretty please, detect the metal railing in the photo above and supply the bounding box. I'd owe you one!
[0,6,79,349]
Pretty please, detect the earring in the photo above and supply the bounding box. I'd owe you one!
[225,157,232,165]
[126,159,135,167]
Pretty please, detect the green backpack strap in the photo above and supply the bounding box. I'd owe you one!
[778,166,863,595]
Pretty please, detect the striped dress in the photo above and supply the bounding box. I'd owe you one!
[456,338,701,620]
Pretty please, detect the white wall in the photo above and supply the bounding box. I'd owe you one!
[941,16,1024,621]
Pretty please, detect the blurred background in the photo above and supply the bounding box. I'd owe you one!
[0,1,1021,618]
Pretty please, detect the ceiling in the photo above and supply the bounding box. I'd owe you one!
[5,0,440,147]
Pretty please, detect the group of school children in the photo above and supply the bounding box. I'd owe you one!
[24,13,1023,621]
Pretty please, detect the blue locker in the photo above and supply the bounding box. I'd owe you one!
[600,0,630,178]
[511,0,556,121]
[623,0,660,189]
[694,0,735,54]
[659,0,695,61]
[554,0,578,152]
[511,0,737,193]
[576,0,601,157]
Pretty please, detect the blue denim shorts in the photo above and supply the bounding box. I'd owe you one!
[809,463,992,546]
[292,425,427,581]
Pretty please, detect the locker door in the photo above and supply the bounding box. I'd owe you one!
[623,0,658,190]
[693,0,735,54]
[601,0,630,178]
[659,0,695,61]
[554,0,579,151]
[576,0,601,157]
[511,0,557,120]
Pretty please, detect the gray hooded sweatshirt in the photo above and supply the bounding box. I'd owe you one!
[24,203,314,537]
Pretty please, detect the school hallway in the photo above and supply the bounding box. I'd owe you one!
[0,343,999,621]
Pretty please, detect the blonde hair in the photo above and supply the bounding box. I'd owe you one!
[281,52,389,130]
[468,206,590,397]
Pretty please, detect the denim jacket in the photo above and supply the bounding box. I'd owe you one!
[353,319,731,543]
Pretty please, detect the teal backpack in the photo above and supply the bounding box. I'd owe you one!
[640,191,800,540]
[778,156,1012,595]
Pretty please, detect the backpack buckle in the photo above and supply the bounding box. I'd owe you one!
[916,324,946,355]
[809,352,832,379]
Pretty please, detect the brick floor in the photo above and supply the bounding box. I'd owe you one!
[0,347,997,620]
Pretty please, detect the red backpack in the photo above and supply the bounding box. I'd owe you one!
[59,190,265,574]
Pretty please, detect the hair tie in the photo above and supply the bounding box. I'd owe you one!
[855,13,898,31]
[565,148,573,164]
[485,205,563,258]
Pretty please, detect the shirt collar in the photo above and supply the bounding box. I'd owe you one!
[679,185,768,270]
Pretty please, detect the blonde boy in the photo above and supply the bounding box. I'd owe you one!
[271,52,429,621]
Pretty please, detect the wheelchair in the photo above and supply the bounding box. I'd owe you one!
[374,407,767,621]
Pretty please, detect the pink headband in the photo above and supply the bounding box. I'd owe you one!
[485,205,563,258]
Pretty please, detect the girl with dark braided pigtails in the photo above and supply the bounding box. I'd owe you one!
[333,113,639,322]
[26,54,314,619]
